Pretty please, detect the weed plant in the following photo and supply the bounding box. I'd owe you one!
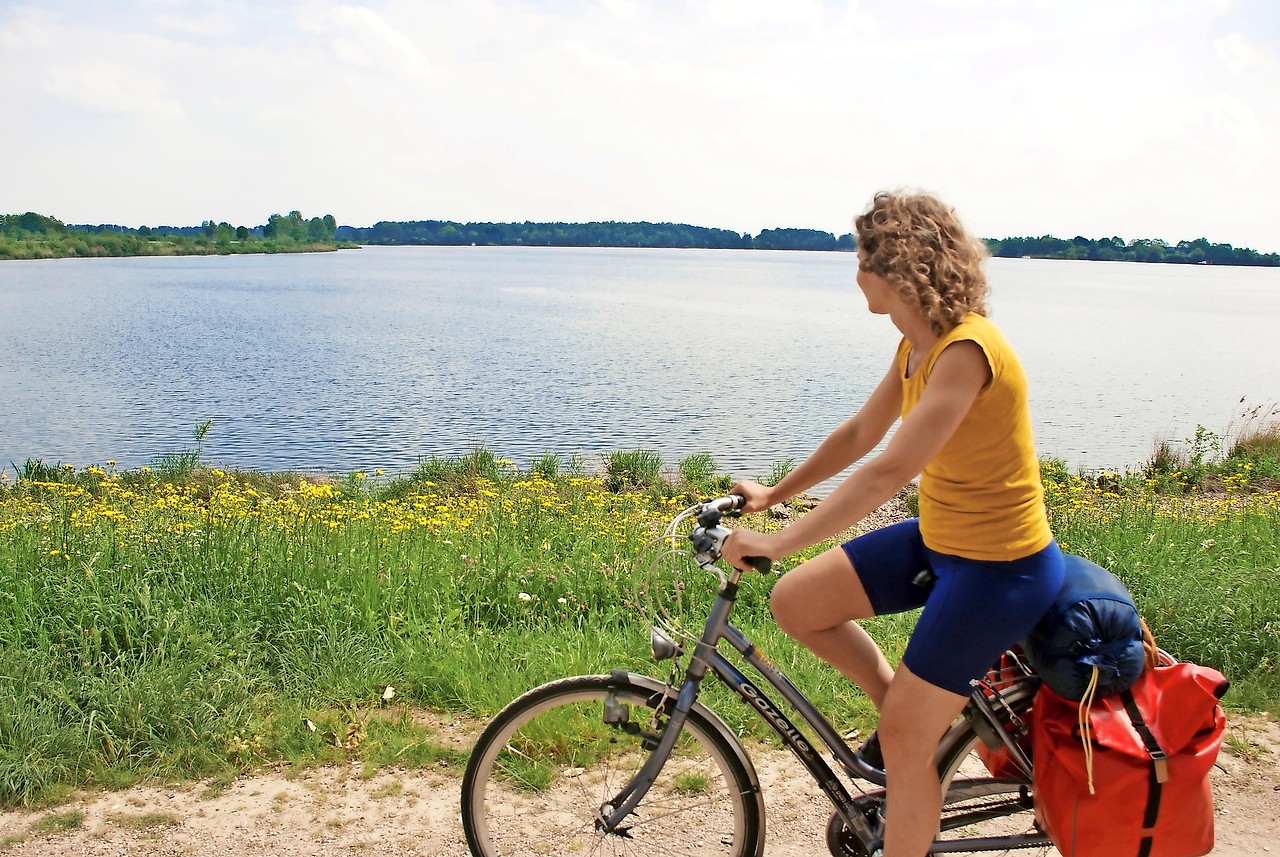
[603,449,664,493]
[759,458,796,487]
[149,420,212,481]
[1,429,1278,806]
[677,453,733,496]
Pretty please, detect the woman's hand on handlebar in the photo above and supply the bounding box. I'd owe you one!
[721,528,780,574]
[728,480,775,514]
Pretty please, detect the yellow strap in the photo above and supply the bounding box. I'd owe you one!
[1078,665,1100,795]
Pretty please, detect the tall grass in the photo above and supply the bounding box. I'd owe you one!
[149,419,212,481]
[603,449,664,492]
[677,453,733,496]
[1,437,1277,806]
[759,458,796,488]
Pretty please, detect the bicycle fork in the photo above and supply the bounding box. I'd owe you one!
[594,671,703,834]
[594,582,742,835]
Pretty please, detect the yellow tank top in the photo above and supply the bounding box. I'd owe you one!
[898,313,1053,561]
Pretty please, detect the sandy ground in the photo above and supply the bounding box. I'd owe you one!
[2,708,1277,856]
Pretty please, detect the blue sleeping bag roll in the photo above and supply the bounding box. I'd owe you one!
[1022,554,1147,700]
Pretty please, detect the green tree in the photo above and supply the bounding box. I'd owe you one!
[1130,238,1167,263]
[753,228,839,251]
[264,213,286,240]
[285,211,306,241]
[15,212,66,234]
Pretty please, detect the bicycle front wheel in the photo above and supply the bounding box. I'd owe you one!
[461,673,764,857]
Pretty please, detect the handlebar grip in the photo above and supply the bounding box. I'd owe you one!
[702,494,748,513]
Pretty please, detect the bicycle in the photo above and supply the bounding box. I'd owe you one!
[460,495,1051,856]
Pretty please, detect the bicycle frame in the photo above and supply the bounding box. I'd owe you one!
[601,548,1049,854]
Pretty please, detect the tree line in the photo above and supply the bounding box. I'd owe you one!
[4,211,1276,266]
[987,234,1278,266]
[0,211,347,260]
[339,219,1275,265]
[337,220,856,251]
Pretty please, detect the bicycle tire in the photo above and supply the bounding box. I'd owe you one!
[931,680,1052,854]
[461,673,766,857]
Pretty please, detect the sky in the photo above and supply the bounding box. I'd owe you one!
[3,0,1278,251]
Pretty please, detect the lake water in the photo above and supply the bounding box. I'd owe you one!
[2,247,1278,485]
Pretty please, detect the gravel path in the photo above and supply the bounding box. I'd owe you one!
[2,710,1277,856]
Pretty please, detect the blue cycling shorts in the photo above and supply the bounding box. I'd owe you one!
[841,518,1064,696]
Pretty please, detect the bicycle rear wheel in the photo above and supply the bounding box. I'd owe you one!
[932,681,1052,854]
[461,673,765,857]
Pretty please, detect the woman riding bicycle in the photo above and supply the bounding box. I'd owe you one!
[722,191,1065,857]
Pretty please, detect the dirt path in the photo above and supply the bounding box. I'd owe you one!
[2,711,1277,856]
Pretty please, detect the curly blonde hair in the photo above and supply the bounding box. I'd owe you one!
[855,192,989,335]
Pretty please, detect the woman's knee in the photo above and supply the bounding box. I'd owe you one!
[769,572,811,639]
[876,708,939,764]
[769,549,871,639]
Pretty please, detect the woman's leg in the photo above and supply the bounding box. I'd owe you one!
[877,664,970,857]
[769,546,895,709]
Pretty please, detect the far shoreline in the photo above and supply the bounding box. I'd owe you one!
[6,242,1280,268]
[5,210,1277,265]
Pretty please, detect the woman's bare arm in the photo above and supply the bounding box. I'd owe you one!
[723,340,990,566]
[736,361,903,512]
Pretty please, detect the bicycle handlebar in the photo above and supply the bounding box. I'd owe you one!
[693,495,773,574]
[700,494,748,514]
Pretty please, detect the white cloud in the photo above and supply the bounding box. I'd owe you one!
[1215,32,1272,76]
[695,0,828,30]
[41,60,184,116]
[599,0,645,26]
[0,7,54,50]
[154,11,237,37]
[301,4,431,79]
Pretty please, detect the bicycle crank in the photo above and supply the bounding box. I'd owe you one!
[825,810,883,857]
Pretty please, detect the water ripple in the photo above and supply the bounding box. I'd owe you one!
[2,248,1278,480]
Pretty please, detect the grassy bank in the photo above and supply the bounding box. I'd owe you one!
[2,438,1278,806]
[0,211,355,261]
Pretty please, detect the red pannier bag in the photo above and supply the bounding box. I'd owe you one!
[1031,660,1228,857]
